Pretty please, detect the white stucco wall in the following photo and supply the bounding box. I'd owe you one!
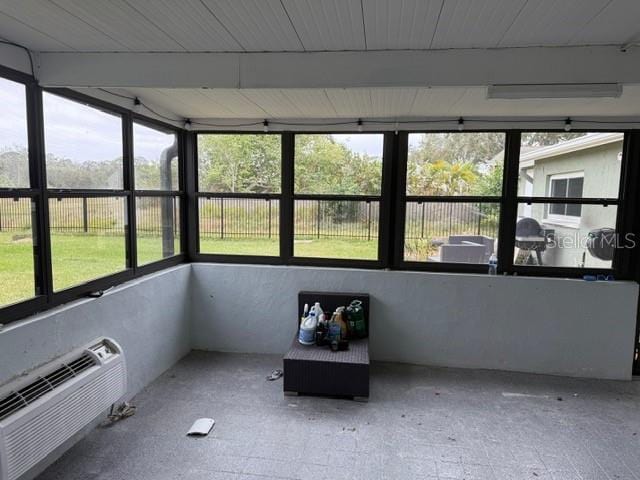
[0,264,192,396]
[1,261,638,386]
[190,263,639,380]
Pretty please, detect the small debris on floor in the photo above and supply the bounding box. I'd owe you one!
[287,403,298,408]
[266,369,283,381]
[447,436,456,442]
[533,472,539,477]
[186,418,215,437]
[435,392,440,395]
[107,402,136,422]
[557,396,563,401]
[343,427,356,432]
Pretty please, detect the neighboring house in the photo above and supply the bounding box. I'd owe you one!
[517,133,623,268]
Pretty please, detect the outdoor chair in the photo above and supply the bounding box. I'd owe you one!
[431,235,495,263]
[447,235,495,261]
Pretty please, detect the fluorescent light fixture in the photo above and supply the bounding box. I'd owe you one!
[487,83,623,99]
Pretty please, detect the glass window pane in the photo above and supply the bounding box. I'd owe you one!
[519,132,622,198]
[43,93,123,189]
[133,123,179,191]
[295,134,383,195]
[407,133,505,196]
[404,201,500,263]
[136,196,181,265]
[0,78,29,188]
[515,204,617,268]
[198,197,279,256]
[565,203,583,217]
[550,178,567,197]
[49,197,126,290]
[568,177,584,198]
[198,134,281,193]
[549,203,567,216]
[294,199,379,260]
[0,198,35,306]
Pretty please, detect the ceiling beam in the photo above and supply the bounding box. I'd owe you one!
[35,46,640,89]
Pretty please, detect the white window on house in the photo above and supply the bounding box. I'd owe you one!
[547,172,584,224]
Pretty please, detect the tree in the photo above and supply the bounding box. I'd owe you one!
[472,163,503,197]
[293,135,381,195]
[407,133,505,196]
[198,134,281,193]
[45,155,123,189]
[0,149,30,187]
[521,132,586,147]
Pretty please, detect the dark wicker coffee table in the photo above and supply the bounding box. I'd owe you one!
[283,337,369,401]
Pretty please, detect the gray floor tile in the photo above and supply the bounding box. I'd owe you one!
[35,351,640,480]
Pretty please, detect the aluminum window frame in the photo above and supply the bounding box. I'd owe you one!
[0,65,186,326]
[394,130,508,274]
[193,132,284,264]
[131,117,185,266]
[289,131,388,267]
[509,129,627,278]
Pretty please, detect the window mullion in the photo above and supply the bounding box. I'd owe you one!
[497,132,521,275]
[28,84,53,300]
[281,133,294,262]
[392,132,408,267]
[123,111,137,271]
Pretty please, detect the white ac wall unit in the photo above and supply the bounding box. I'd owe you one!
[0,338,126,480]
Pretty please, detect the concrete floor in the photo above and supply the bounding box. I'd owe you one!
[37,351,640,480]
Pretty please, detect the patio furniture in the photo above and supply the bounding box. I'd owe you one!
[432,235,495,263]
[439,242,487,263]
[283,291,370,401]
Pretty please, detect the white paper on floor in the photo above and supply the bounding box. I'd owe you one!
[502,392,550,399]
[186,418,215,436]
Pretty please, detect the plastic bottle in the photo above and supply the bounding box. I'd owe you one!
[334,307,348,339]
[346,300,367,338]
[488,254,498,275]
[298,304,317,345]
[314,302,324,325]
[327,313,342,342]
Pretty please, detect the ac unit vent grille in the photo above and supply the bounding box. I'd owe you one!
[0,353,96,422]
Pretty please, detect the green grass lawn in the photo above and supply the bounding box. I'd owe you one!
[0,231,35,307]
[199,236,378,260]
[0,231,180,307]
[1,232,378,307]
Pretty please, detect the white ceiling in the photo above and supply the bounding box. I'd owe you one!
[4,0,640,123]
[1,0,639,53]
[91,85,640,120]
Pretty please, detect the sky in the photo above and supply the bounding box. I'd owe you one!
[331,133,383,158]
[0,77,173,163]
[0,77,28,152]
